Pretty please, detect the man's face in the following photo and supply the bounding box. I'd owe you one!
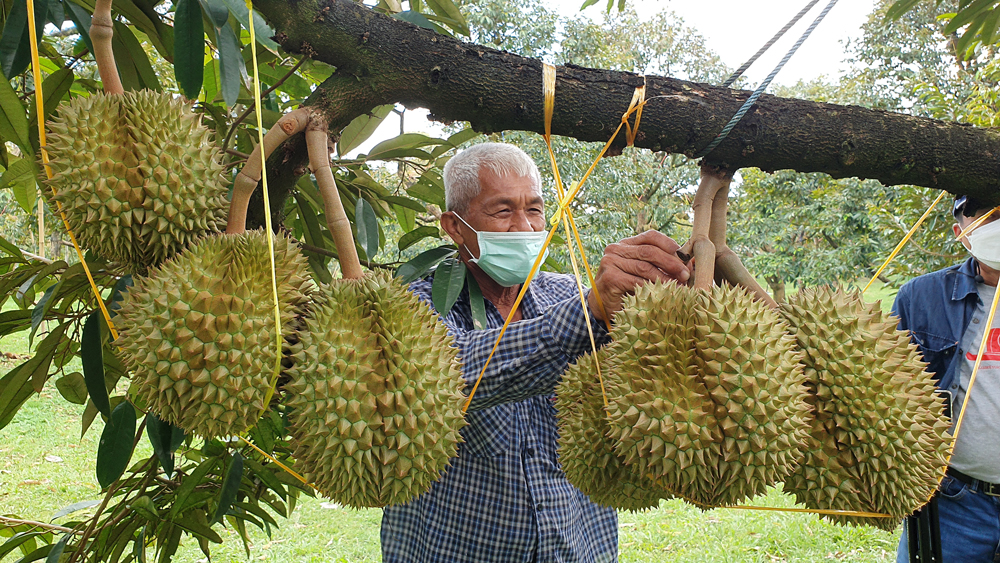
[444,167,545,260]
[954,207,1000,252]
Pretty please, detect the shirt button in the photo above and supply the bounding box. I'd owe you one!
[536,503,544,511]
[952,384,959,390]
[524,448,535,457]
[974,318,981,324]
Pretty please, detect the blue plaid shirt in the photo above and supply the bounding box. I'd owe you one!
[381,271,618,563]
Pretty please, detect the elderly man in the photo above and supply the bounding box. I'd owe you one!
[381,143,690,562]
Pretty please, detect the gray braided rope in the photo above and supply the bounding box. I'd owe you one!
[694,0,840,159]
[721,0,823,88]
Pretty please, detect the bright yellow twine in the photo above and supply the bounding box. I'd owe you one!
[245,1,284,411]
[26,0,119,340]
[862,190,946,294]
[238,435,317,491]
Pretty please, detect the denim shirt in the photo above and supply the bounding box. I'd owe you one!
[891,257,980,399]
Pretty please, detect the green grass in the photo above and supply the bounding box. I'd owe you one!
[0,294,902,563]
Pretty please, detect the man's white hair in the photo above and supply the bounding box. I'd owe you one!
[443,142,542,214]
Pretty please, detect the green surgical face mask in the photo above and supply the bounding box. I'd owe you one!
[454,213,548,287]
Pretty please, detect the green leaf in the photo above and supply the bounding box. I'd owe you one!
[1,158,38,213]
[397,225,441,251]
[355,197,379,261]
[55,372,88,404]
[366,133,447,159]
[392,10,436,31]
[467,272,487,330]
[174,0,206,99]
[145,412,183,478]
[0,532,46,559]
[0,0,48,81]
[112,21,161,92]
[63,1,95,55]
[944,0,995,33]
[217,23,243,107]
[885,0,924,20]
[43,532,70,563]
[337,104,394,156]
[0,68,32,156]
[33,68,74,126]
[0,323,67,429]
[199,0,230,27]
[212,451,243,523]
[82,311,110,419]
[129,495,159,521]
[430,127,480,159]
[169,458,218,519]
[382,195,426,212]
[50,499,101,521]
[431,259,465,315]
[396,246,455,285]
[218,0,279,50]
[422,0,469,35]
[174,512,223,544]
[107,274,133,314]
[394,204,415,233]
[29,280,61,345]
[0,234,25,260]
[407,176,446,208]
[96,401,137,488]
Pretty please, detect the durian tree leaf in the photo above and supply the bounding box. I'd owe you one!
[43,531,70,563]
[55,372,87,404]
[397,225,441,251]
[337,104,394,156]
[467,272,487,330]
[0,309,32,338]
[168,458,218,519]
[382,195,426,212]
[885,0,923,20]
[407,174,446,208]
[158,523,182,563]
[106,274,133,315]
[174,512,222,544]
[0,158,39,213]
[395,246,455,283]
[0,0,48,82]
[202,59,220,103]
[13,543,54,562]
[230,501,278,528]
[0,234,25,260]
[242,458,287,500]
[199,0,229,27]
[212,451,243,524]
[28,68,74,130]
[63,1,95,55]
[432,258,465,315]
[96,401,137,488]
[29,280,62,344]
[50,499,101,521]
[216,23,243,107]
[392,10,436,31]
[430,127,479,159]
[112,21,161,92]
[82,311,110,419]
[218,0,278,50]
[421,0,469,35]
[943,0,994,34]
[365,133,448,160]
[0,531,48,559]
[173,0,205,99]
[0,323,67,429]
[394,204,416,233]
[81,399,98,439]
[0,68,32,156]
[145,412,183,478]
[355,197,380,260]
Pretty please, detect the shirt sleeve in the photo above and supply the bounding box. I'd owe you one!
[891,282,911,333]
[455,295,609,411]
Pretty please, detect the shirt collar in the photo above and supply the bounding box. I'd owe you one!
[951,256,979,301]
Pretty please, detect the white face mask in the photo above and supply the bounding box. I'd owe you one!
[453,213,549,287]
[966,218,1000,270]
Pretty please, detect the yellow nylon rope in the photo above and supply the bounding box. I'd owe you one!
[26,0,119,340]
[862,190,946,294]
[955,205,999,240]
[245,1,285,410]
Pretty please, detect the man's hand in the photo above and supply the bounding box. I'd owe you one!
[587,230,691,324]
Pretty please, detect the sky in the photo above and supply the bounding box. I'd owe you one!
[350,0,880,155]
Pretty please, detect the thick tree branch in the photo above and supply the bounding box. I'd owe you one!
[252,0,1000,205]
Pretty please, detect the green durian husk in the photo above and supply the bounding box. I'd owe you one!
[780,286,951,531]
[284,271,467,508]
[46,90,229,274]
[604,282,810,508]
[556,350,672,511]
[116,230,313,440]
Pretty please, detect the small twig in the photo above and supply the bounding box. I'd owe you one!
[0,516,81,534]
[20,249,53,264]
[226,148,250,159]
[222,56,309,153]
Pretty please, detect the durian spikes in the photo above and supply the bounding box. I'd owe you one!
[91,0,123,95]
[679,165,777,307]
[227,109,363,279]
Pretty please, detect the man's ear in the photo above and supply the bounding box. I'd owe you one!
[441,211,465,247]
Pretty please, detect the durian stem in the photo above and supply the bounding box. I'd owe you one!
[307,116,364,279]
[715,247,779,308]
[91,0,124,96]
[227,108,311,234]
[683,165,731,291]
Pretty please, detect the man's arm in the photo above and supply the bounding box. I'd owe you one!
[891,282,911,333]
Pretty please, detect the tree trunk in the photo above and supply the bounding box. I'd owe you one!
[251,0,1000,211]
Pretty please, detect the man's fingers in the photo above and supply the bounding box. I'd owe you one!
[605,243,689,279]
[618,230,681,254]
[608,257,681,285]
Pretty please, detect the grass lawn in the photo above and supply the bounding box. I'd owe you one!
[1,289,902,563]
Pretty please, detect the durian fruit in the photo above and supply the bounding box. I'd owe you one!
[604,282,810,508]
[780,287,951,530]
[116,230,313,440]
[46,90,229,274]
[284,272,467,508]
[555,350,672,511]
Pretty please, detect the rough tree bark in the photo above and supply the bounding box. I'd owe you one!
[248,0,1000,226]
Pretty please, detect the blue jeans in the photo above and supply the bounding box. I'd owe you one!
[896,474,1000,562]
